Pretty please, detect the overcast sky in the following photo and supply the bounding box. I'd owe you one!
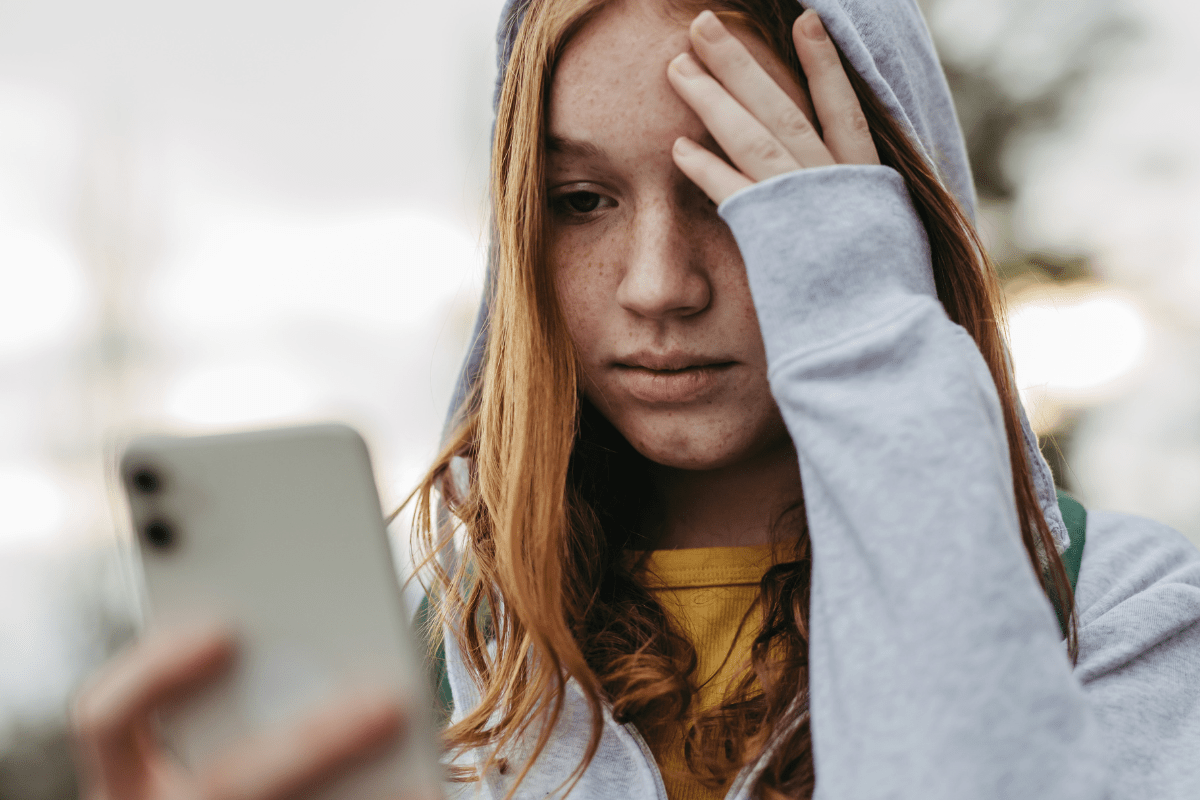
[0,0,505,216]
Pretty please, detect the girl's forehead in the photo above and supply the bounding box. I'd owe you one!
[553,1,690,95]
[547,2,808,147]
[547,3,695,143]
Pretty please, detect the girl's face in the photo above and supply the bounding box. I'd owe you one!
[547,0,812,471]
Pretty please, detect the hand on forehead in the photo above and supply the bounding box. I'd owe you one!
[548,0,813,172]
[667,8,879,203]
[549,0,877,207]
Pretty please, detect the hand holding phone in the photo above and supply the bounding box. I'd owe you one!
[75,424,442,800]
[73,624,415,800]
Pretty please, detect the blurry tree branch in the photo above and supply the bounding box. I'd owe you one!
[923,0,1138,203]
[920,0,1139,485]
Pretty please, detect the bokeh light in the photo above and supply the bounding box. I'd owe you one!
[1007,285,1150,432]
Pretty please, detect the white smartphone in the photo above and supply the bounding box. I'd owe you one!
[119,423,441,799]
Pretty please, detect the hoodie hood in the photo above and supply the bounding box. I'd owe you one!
[446,0,1069,553]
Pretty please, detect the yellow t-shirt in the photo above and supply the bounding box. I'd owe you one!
[636,544,775,800]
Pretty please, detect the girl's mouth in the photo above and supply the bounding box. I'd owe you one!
[614,362,736,404]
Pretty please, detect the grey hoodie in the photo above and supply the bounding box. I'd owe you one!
[440,1,1200,798]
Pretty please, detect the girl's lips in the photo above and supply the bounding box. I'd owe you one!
[614,363,735,404]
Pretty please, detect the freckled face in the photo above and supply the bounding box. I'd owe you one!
[547,1,809,471]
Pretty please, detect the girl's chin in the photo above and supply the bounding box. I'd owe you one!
[639,449,736,472]
[583,391,791,472]
[621,424,785,473]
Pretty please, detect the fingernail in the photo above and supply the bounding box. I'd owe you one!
[802,10,827,41]
[674,136,697,155]
[671,53,703,78]
[694,10,724,42]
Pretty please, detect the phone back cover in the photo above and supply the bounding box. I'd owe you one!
[122,423,440,799]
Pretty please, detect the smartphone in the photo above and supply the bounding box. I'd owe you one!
[119,423,440,799]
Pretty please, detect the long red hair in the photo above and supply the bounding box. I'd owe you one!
[410,1,1077,797]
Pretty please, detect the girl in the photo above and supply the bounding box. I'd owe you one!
[74,1,1200,799]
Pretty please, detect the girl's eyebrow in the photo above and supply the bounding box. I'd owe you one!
[546,134,604,159]
[547,131,730,169]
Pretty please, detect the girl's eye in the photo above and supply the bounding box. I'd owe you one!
[552,190,613,218]
[565,192,600,213]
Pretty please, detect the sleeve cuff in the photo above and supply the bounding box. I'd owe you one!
[718,165,939,366]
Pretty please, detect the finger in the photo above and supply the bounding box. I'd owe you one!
[667,52,802,182]
[689,10,834,169]
[792,10,880,166]
[200,690,404,800]
[73,624,235,779]
[672,136,752,206]
[73,718,179,800]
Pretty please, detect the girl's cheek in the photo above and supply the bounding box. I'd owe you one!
[558,265,609,333]
[552,257,599,343]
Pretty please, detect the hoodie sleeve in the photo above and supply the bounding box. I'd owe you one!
[719,165,1113,799]
[1071,509,1200,798]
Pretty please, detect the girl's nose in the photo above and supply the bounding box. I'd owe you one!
[615,203,711,320]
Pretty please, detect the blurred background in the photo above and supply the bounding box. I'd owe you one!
[1,0,1197,795]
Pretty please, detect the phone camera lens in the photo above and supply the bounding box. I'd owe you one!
[131,468,160,494]
[144,520,175,549]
